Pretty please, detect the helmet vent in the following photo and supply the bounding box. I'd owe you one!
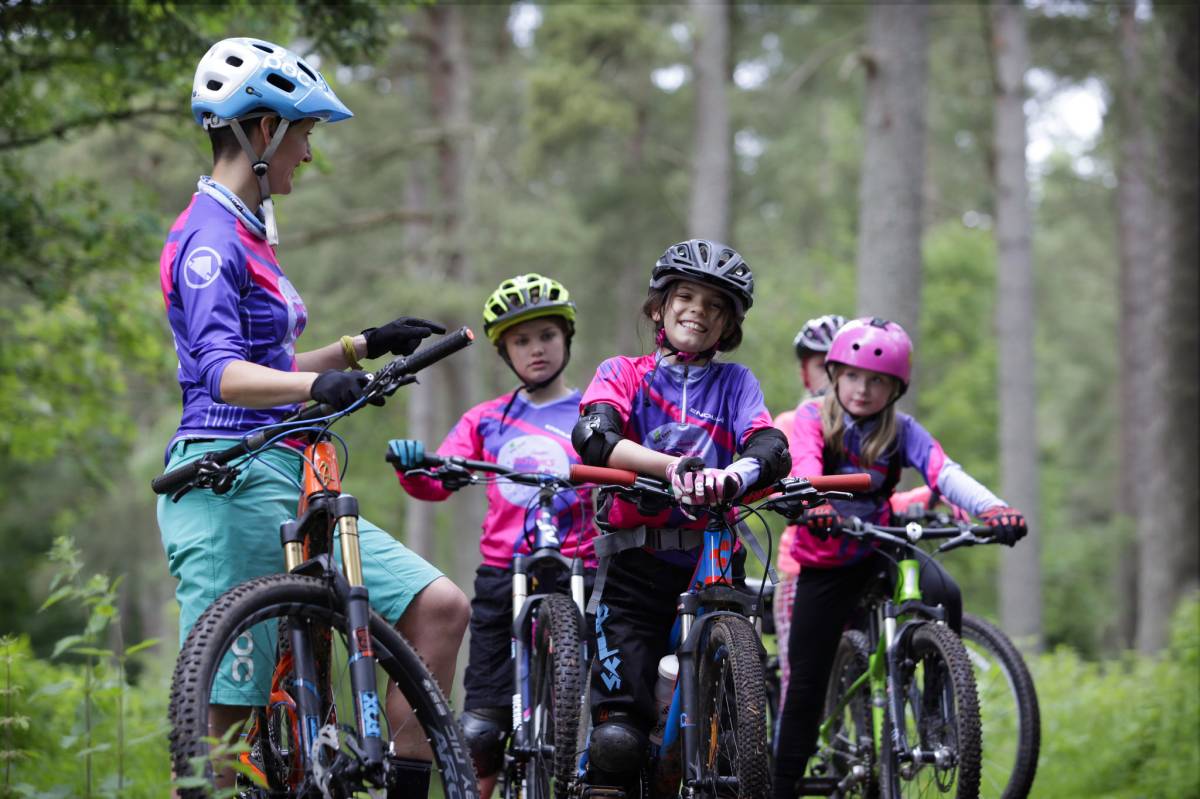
[253,43,274,53]
[852,343,861,351]
[206,79,224,91]
[298,62,317,82]
[716,250,732,269]
[698,242,710,260]
[529,286,541,302]
[267,73,296,93]
[874,348,883,356]
[225,55,244,67]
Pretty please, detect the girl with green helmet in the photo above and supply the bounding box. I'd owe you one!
[387,273,598,798]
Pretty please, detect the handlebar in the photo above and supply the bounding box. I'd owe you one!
[152,327,475,497]
[838,516,997,553]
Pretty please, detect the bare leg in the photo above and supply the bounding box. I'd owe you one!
[387,576,471,758]
[479,773,498,798]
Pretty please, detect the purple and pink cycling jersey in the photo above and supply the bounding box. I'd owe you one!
[398,391,596,568]
[159,184,306,454]
[580,354,775,533]
[786,398,1003,569]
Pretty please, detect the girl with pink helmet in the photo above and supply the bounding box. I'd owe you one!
[771,317,1028,799]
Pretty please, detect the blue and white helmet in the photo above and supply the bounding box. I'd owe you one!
[191,37,352,129]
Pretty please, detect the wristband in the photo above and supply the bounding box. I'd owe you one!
[340,335,363,370]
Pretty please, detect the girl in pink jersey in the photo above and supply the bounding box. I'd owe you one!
[387,274,595,798]
[772,317,1028,799]
[570,239,790,788]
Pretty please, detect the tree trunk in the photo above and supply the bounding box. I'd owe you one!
[1111,1,1162,651]
[855,0,929,406]
[989,0,1042,650]
[1136,2,1200,652]
[688,0,732,241]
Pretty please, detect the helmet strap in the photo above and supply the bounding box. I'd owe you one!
[655,326,715,364]
[229,116,291,246]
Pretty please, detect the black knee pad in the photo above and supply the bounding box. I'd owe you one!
[589,713,648,780]
[462,707,510,778]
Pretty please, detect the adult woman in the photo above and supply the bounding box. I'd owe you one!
[157,37,469,795]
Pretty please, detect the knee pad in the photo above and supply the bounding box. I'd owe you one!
[589,713,648,779]
[461,707,509,778]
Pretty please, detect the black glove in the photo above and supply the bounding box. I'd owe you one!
[802,503,842,541]
[362,317,447,359]
[979,506,1027,547]
[311,369,381,411]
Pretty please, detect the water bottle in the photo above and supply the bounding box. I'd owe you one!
[648,654,678,745]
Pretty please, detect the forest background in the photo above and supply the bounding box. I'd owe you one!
[0,1,1196,797]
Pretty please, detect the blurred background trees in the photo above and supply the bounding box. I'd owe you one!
[0,0,1196,793]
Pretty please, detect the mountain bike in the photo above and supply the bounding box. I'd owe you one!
[153,328,480,799]
[399,452,593,799]
[572,466,872,799]
[787,516,1007,799]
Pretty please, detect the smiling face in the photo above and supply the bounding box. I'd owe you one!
[500,317,567,385]
[654,279,734,355]
[834,364,898,417]
[264,116,315,195]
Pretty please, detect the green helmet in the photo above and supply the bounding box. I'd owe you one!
[482,273,577,345]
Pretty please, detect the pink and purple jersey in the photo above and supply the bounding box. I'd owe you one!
[160,188,306,452]
[398,391,597,568]
[787,398,1003,568]
[581,354,775,532]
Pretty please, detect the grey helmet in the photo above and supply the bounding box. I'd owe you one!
[649,239,754,317]
[793,314,847,359]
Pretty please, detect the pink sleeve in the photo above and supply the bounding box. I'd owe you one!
[395,405,487,501]
[580,357,638,422]
[787,401,825,480]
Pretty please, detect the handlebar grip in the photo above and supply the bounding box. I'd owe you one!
[569,464,639,486]
[805,473,873,492]
[151,460,202,495]
[398,327,475,376]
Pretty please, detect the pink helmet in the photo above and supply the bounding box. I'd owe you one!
[826,317,913,390]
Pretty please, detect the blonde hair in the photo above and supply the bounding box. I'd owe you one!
[820,364,900,467]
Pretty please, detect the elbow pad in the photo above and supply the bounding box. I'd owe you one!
[740,427,791,491]
[572,403,626,466]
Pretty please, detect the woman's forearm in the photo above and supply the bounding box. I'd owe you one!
[219,360,317,408]
[295,334,366,373]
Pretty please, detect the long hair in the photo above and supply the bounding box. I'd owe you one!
[820,364,900,467]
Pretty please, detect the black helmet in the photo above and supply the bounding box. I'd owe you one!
[649,239,754,317]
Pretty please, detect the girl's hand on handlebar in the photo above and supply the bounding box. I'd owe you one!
[311,369,381,410]
[386,439,426,471]
[978,505,1027,546]
[804,504,842,540]
[666,456,743,506]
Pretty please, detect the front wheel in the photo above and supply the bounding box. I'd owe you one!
[880,623,980,799]
[696,615,771,798]
[960,614,1040,799]
[527,593,587,799]
[168,573,477,799]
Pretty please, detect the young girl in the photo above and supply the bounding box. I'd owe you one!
[386,273,596,798]
[771,313,845,728]
[570,239,791,785]
[771,317,1028,799]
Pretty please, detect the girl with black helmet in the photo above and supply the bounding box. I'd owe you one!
[386,274,599,798]
[569,239,791,790]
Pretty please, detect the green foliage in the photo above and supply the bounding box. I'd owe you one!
[1029,594,1200,798]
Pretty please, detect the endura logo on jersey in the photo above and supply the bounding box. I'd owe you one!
[595,604,622,691]
[183,246,223,289]
[496,435,568,506]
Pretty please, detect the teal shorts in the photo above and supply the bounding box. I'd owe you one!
[158,439,443,706]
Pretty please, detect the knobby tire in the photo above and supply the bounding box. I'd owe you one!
[167,573,476,799]
[528,593,587,799]
[818,629,879,799]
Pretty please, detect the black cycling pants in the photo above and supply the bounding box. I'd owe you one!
[771,554,961,799]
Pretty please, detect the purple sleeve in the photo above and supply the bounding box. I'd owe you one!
[580,357,637,422]
[175,232,248,402]
[900,416,1003,515]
